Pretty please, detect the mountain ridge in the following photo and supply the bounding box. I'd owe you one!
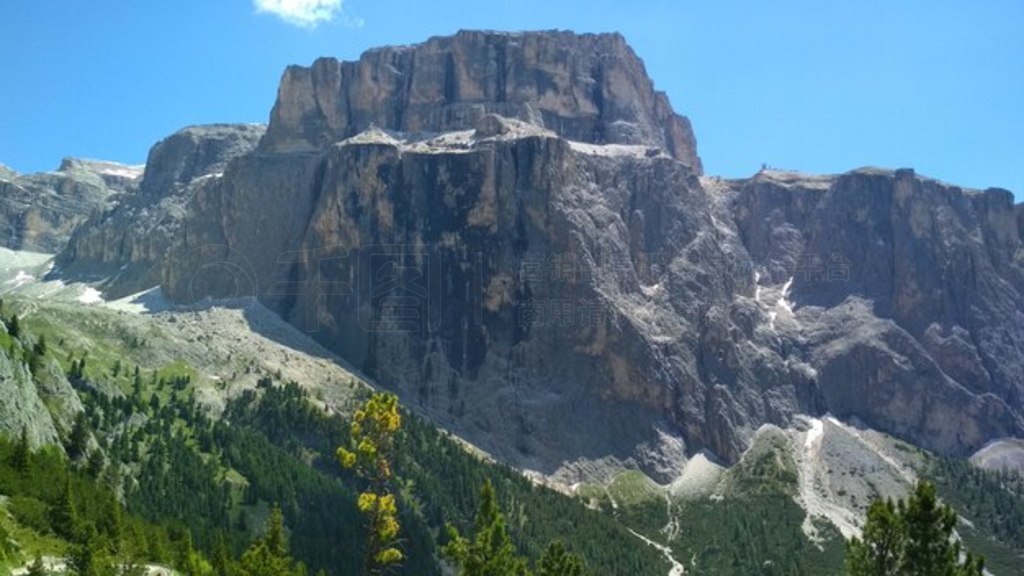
[7,30,1023,484]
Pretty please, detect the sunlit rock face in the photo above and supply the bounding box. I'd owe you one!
[58,31,1024,481]
[55,124,265,297]
[261,30,702,173]
[0,158,139,253]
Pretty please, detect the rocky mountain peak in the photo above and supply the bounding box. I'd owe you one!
[140,124,266,196]
[54,123,266,297]
[262,29,701,172]
[24,30,1024,483]
[0,156,140,253]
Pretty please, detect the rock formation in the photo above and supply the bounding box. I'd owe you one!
[55,124,265,296]
[262,30,701,172]
[43,30,1024,481]
[726,169,1024,461]
[0,323,83,449]
[0,158,140,253]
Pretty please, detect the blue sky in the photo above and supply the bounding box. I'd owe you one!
[1,1,1021,196]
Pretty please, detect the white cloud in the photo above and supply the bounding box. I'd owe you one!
[254,0,347,27]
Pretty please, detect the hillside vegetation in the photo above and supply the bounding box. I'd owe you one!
[0,297,665,575]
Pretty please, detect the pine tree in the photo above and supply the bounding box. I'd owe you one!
[33,334,47,356]
[12,425,30,472]
[902,482,958,575]
[51,472,79,541]
[98,495,124,552]
[69,524,113,576]
[443,479,530,576]
[846,499,902,575]
[338,392,404,574]
[68,411,89,459]
[846,481,984,576]
[8,313,19,338]
[263,506,289,559]
[238,507,295,576]
[174,529,211,576]
[133,365,143,399]
[537,541,586,576]
[212,533,234,576]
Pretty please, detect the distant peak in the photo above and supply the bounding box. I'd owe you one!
[58,157,144,177]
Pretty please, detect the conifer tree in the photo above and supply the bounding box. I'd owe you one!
[174,529,215,576]
[68,411,90,460]
[69,524,113,576]
[537,540,586,576]
[133,365,143,399]
[846,481,984,576]
[212,533,234,576]
[846,499,902,575]
[239,507,295,576]
[12,425,30,472]
[338,392,404,574]
[443,479,530,576]
[51,472,79,541]
[8,313,19,338]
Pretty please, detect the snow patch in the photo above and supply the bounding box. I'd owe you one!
[77,286,105,305]
[6,270,35,288]
[640,281,664,297]
[194,171,224,182]
[98,165,144,179]
[778,276,794,315]
[568,141,664,158]
[103,286,173,314]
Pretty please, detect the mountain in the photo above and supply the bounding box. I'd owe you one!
[0,290,670,575]
[54,124,265,296]
[0,158,140,253]
[47,30,1024,485]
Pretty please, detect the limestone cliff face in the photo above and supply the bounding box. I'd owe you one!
[0,158,139,253]
[0,325,83,450]
[262,30,701,173]
[0,343,61,448]
[163,119,728,475]
[54,31,1024,480]
[55,124,265,297]
[729,169,1024,457]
